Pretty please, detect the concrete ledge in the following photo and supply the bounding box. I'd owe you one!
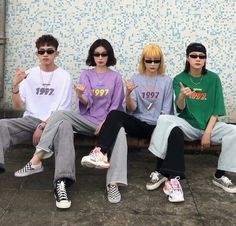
[0,110,222,152]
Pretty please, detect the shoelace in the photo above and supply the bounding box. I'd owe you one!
[221,176,233,186]
[170,176,181,192]
[56,181,68,200]
[150,171,159,182]
[89,147,104,161]
[108,185,120,199]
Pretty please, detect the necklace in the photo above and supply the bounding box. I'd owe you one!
[40,67,55,87]
[189,75,203,85]
[144,76,159,110]
[95,71,107,86]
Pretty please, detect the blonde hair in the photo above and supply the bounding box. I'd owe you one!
[138,43,165,75]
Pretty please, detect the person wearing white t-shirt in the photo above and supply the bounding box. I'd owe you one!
[0,34,72,174]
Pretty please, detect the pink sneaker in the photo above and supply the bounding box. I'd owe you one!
[163,177,184,203]
[81,147,110,169]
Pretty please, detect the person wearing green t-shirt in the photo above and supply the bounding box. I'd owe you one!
[147,43,236,203]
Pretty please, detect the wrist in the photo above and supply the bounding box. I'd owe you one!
[12,84,19,94]
[37,122,46,130]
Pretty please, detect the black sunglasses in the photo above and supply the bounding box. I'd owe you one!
[38,49,56,55]
[144,59,161,64]
[93,53,108,57]
[189,54,206,59]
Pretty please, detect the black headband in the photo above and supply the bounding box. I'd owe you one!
[186,43,207,55]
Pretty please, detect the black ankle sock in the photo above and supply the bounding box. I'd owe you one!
[215,170,225,179]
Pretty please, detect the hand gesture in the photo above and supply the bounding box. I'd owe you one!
[180,82,192,98]
[32,128,43,146]
[13,68,28,86]
[201,132,211,151]
[74,84,86,97]
[124,79,138,96]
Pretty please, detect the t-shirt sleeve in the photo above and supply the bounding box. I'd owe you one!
[57,72,73,111]
[161,77,174,114]
[213,76,226,116]
[109,73,125,112]
[173,76,182,112]
[78,71,93,114]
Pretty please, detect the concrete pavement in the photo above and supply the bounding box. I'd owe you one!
[0,145,236,226]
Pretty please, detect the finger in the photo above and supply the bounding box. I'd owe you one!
[123,79,128,85]
[201,145,204,152]
[24,73,29,79]
[180,82,185,89]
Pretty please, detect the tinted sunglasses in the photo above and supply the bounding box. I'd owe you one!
[144,59,161,64]
[93,53,108,57]
[37,49,55,55]
[189,54,206,59]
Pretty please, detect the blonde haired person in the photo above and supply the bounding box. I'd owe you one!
[81,43,174,203]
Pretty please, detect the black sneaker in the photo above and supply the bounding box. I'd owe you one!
[54,179,71,209]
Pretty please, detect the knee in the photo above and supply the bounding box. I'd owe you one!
[0,120,9,131]
[158,115,175,124]
[58,120,73,131]
[107,110,124,121]
[170,127,184,139]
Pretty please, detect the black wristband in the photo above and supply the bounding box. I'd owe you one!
[12,89,19,94]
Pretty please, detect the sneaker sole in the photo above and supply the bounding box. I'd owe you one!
[14,167,44,177]
[55,200,71,209]
[81,160,110,169]
[108,196,121,204]
[146,177,168,191]
[168,196,185,203]
[212,179,236,193]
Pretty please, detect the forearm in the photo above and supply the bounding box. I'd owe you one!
[12,84,24,110]
[205,115,218,134]
[78,94,88,105]
[126,94,136,112]
[177,93,186,110]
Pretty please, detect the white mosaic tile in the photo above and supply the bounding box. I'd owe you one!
[2,0,236,122]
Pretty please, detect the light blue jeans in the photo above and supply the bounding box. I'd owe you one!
[149,115,236,173]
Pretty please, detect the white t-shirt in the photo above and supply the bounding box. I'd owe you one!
[19,66,73,121]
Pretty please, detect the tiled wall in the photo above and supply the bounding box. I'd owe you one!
[2,0,236,121]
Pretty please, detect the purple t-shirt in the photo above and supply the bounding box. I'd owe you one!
[78,69,124,125]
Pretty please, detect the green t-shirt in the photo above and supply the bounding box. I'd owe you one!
[173,70,226,130]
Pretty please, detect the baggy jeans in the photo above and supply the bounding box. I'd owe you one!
[0,116,41,171]
[149,115,236,173]
[35,110,97,184]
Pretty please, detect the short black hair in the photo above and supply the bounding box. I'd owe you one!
[35,34,59,50]
[86,39,117,67]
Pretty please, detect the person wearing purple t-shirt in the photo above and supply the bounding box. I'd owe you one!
[14,39,124,209]
[81,43,173,203]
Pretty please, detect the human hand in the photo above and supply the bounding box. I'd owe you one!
[32,128,43,146]
[74,84,86,97]
[94,121,104,135]
[13,68,28,86]
[201,132,211,151]
[180,82,193,98]
[124,79,138,96]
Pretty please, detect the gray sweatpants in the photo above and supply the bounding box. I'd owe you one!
[149,115,236,173]
[0,116,41,170]
[106,127,128,186]
[35,110,97,184]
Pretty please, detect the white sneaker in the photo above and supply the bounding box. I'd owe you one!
[146,171,167,190]
[14,162,44,177]
[163,177,184,203]
[212,175,236,193]
[81,147,110,169]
